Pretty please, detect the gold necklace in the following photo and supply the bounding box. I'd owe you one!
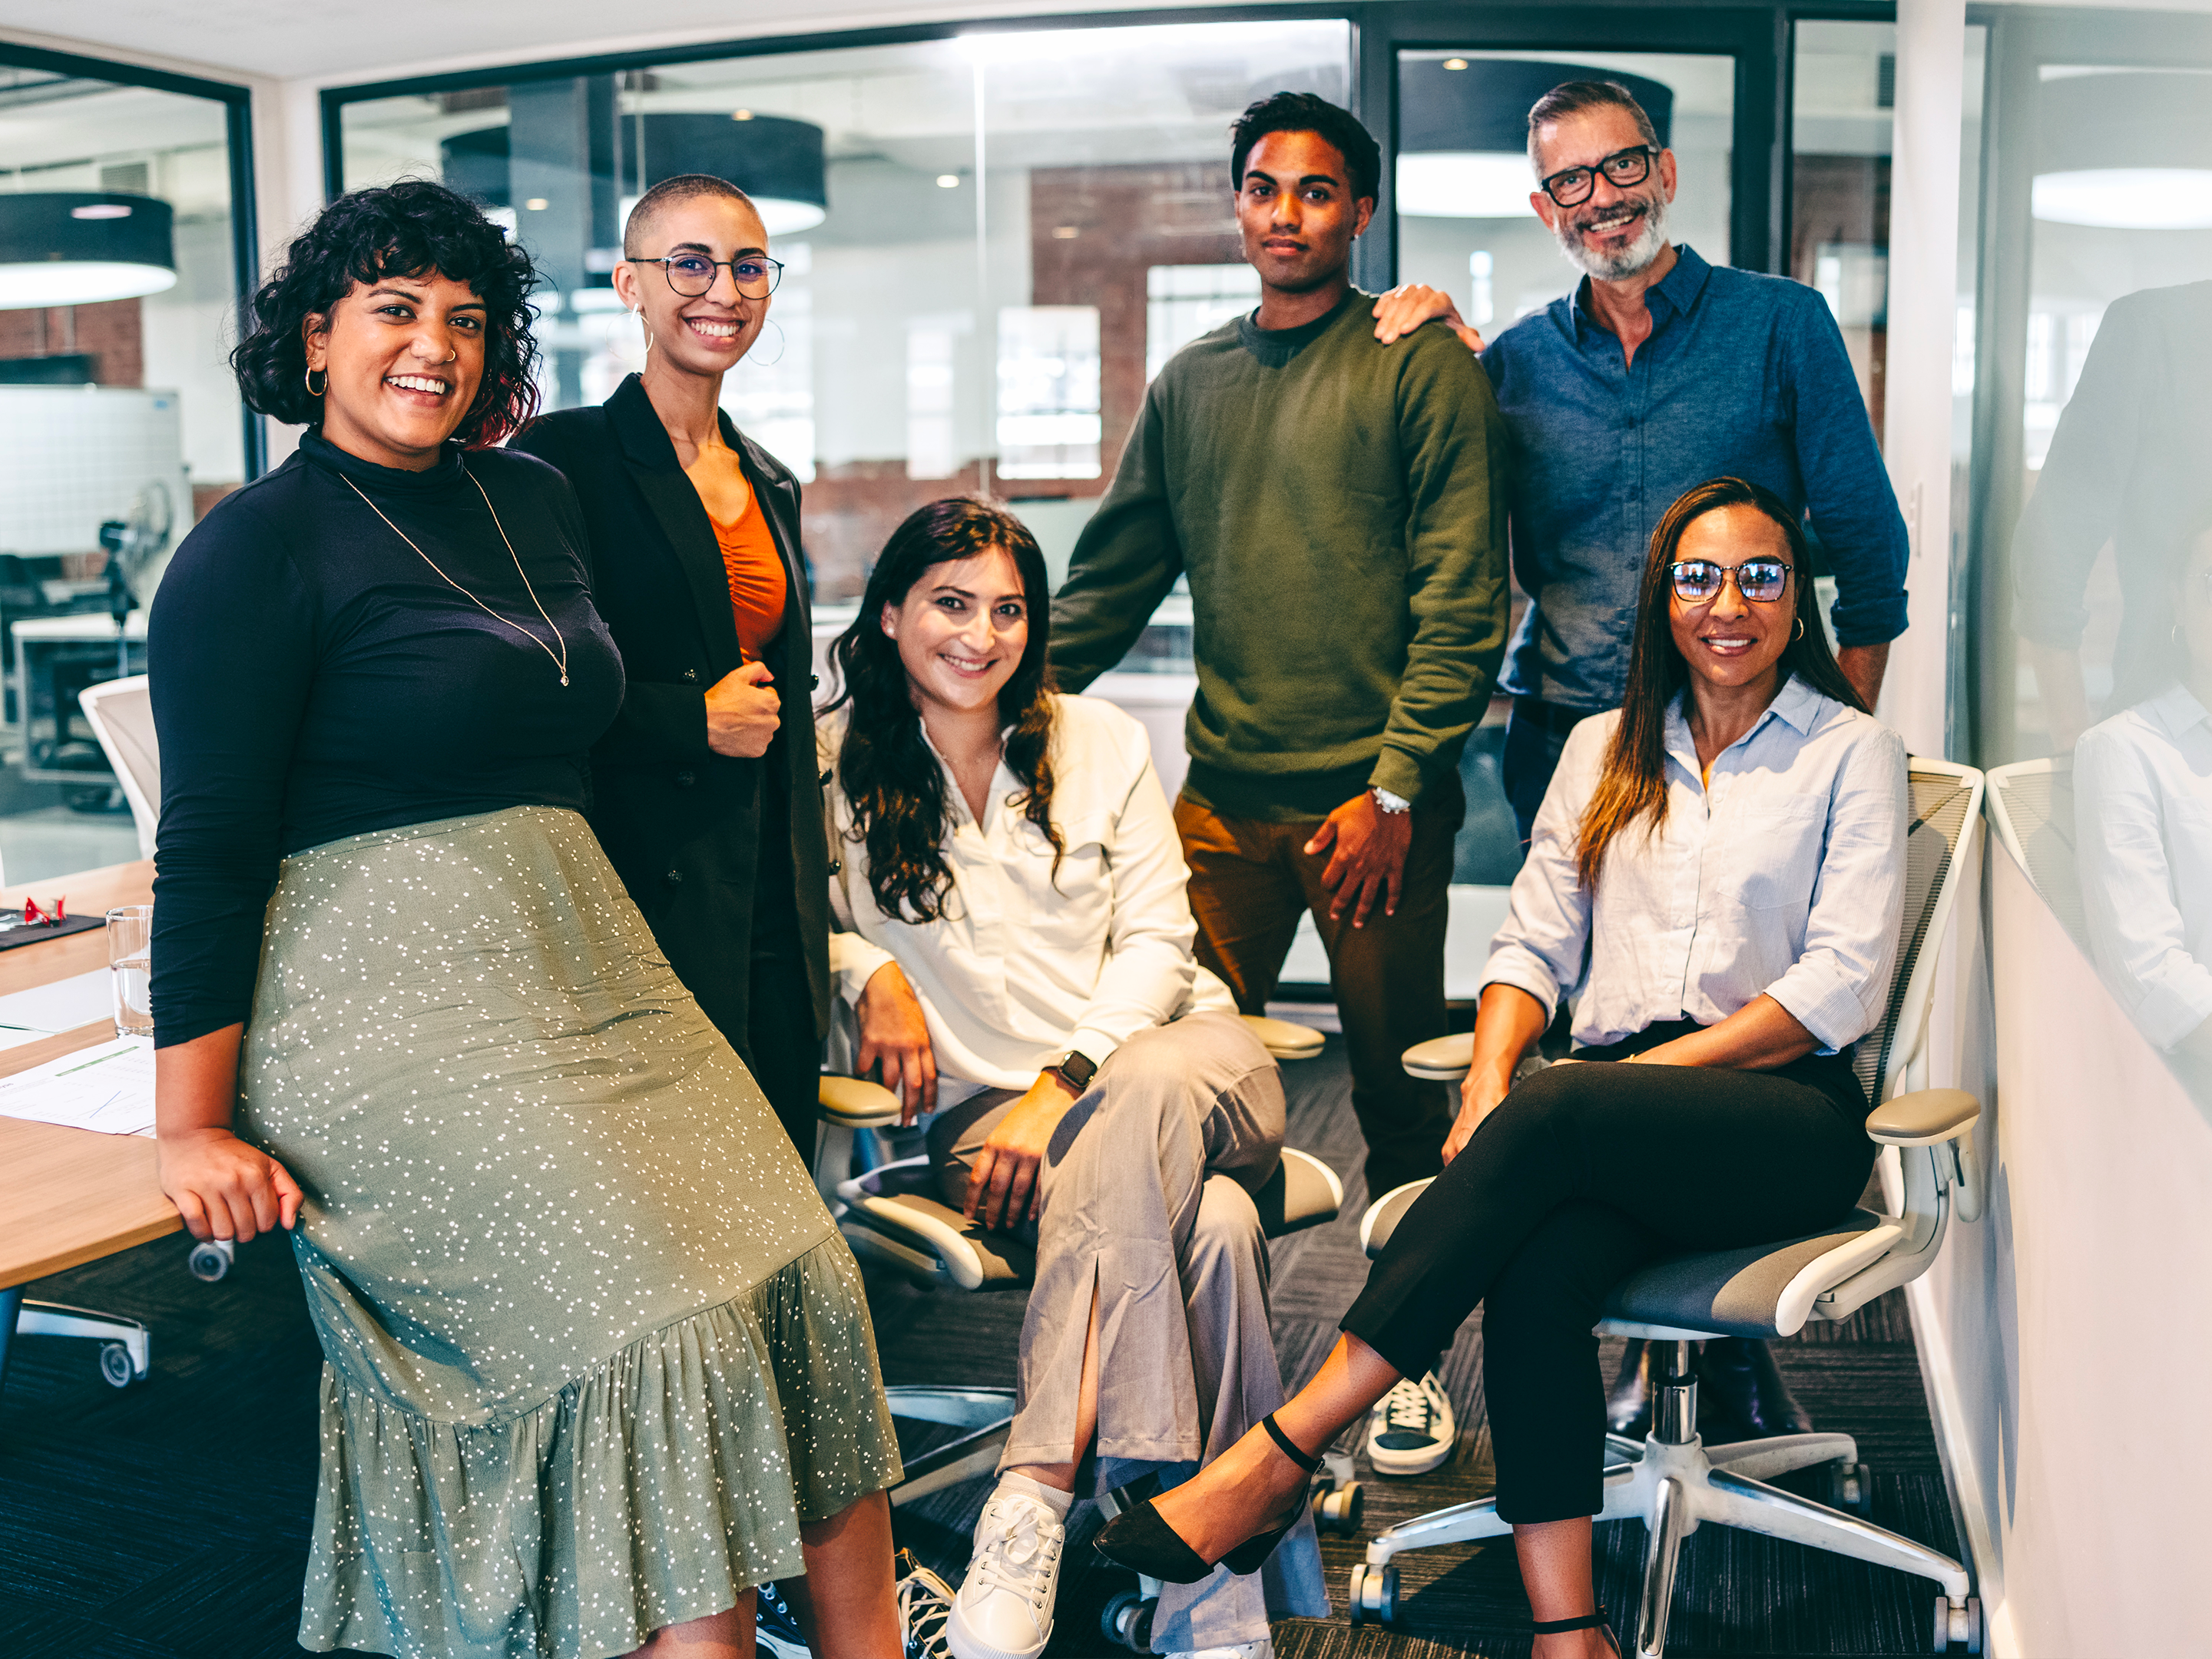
[341,467,571,687]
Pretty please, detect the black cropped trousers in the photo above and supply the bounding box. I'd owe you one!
[1340,1023,1876,1524]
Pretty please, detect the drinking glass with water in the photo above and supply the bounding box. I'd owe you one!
[108,904,153,1038]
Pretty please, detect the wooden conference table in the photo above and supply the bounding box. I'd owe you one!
[0,859,176,1296]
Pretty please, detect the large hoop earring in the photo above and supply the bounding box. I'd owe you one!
[634,309,654,356]
[1794,617,1806,641]
[304,365,327,398]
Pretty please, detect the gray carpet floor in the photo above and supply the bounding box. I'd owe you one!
[0,1037,1962,1657]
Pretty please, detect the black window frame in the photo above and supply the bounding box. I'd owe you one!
[0,41,266,480]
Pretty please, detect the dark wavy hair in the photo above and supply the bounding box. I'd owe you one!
[1230,91,1381,203]
[828,498,1061,923]
[230,179,541,447]
[1576,476,1868,889]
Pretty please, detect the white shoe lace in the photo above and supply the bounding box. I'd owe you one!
[965,1492,1063,1618]
[897,1555,955,1659]
[1379,1373,1441,1437]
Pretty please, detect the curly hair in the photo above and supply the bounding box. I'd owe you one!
[827,498,1061,924]
[230,179,541,448]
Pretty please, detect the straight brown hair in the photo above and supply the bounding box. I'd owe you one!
[1575,477,1869,889]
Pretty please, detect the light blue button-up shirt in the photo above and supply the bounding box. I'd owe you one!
[1482,675,1908,1054]
[1481,245,1911,713]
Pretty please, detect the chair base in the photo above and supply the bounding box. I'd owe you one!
[882,1384,1017,1508]
[1350,1348,1975,1656]
[1,1287,151,1393]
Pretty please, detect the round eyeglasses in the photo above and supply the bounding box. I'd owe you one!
[1669,558,1792,605]
[1538,145,1661,208]
[633,252,783,300]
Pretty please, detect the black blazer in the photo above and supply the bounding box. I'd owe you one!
[511,373,831,1046]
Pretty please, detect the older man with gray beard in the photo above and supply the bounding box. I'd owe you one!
[1373,78,1910,1445]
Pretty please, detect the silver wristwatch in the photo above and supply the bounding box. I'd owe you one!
[1371,786,1412,815]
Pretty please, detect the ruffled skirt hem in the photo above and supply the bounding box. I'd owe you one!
[298,1233,902,1659]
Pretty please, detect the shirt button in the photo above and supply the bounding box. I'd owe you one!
[674,770,696,788]
[681,668,699,683]
[664,869,684,886]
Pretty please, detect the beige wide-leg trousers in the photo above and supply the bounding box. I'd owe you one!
[927,1010,1330,1650]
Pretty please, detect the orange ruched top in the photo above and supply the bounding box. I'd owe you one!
[708,469,787,663]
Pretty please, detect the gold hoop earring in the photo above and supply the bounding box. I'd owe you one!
[1794,617,1806,641]
[304,365,328,398]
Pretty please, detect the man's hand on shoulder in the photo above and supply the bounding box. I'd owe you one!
[1304,789,1415,928]
[1373,284,1485,353]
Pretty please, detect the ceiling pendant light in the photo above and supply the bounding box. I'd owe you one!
[0,193,177,310]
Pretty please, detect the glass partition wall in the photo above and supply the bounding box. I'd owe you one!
[0,52,252,880]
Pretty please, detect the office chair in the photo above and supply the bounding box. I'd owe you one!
[1983,756,2087,952]
[78,674,158,861]
[813,1015,1354,1522]
[1363,757,1988,1656]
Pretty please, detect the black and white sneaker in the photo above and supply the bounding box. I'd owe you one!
[897,1551,957,1659]
[756,1581,810,1659]
[1365,1369,1456,1475]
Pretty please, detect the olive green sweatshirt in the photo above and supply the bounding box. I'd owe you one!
[1049,290,1511,822]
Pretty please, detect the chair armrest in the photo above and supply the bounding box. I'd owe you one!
[1402,1032,1474,1081]
[818,1075,903,1128]
[1242,1014,1324,1061]
[1865,1088,1980,1147]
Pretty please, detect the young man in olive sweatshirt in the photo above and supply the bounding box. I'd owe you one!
[1049,92,1511,1207]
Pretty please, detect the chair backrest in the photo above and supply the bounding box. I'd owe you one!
[1983,756,2089,953]
[1850,757,1985,1111]
[78,675,158,860]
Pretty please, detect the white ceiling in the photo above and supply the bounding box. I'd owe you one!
[0,0,1185,85]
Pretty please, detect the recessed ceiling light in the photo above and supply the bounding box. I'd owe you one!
[525,197,549,211]
[936,174,961,189]
[733,109,753,121]
[1442,58,1469,71]
[1051,226,1078,239]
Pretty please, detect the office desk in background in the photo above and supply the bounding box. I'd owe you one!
[0,860,176,1303]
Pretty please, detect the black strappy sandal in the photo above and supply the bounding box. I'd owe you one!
[1091,1412,1321,1583]
[1532,1608,1622,1655]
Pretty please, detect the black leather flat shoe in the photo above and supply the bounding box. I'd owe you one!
[1605,1339,1654,1437]
[1532,1608,1621,1655]
[1092,1413,1321,1584]
[1700,1336,1813,1437]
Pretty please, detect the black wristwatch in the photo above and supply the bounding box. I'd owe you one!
[1050,1048,1098,1094]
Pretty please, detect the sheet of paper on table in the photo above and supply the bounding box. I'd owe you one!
[0,1037,156,1135]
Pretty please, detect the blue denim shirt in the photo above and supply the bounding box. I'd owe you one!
[1481,244,1909,713]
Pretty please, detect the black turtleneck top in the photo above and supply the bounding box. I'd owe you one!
[147,430,624,1048]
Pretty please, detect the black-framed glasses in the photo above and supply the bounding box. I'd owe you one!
[1670,558,1792,605]
[1538,145,1661,207]
[634,253,783,299]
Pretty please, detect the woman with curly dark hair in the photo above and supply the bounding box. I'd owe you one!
[147,179,902,1659]
[820,498,1328,1659]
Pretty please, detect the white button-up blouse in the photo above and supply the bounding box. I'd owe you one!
[2075,684,2212,1051]
[1482,675,1908,1054]
[821,693,1233,1093]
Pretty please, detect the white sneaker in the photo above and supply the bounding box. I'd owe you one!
[1366,1369,1456,1475]
[1167,1641,1276,1659]
[897,1553,957,1659]
[945,1483,1065,1659]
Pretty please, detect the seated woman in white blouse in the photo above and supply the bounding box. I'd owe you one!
[1094,477,1907,1659]
[2075,522,2212,1075]
[819,498,1326,1659]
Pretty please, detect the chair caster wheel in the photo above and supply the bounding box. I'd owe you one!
[1934,1594,1982,1653]
[1314,1479,1364,1534]
[187,1238,233,1282]
[98,1340,135,1388]
[1101,1588,1154,1651]
[1826,1459,1873,1518]
[1346,1561,1397,1628]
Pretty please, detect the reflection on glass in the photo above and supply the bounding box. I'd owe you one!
[336,22,1352,601]
[1791,22,1897,439]
[0,62,242,880]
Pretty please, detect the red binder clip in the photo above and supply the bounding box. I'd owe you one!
[22,896,63,926]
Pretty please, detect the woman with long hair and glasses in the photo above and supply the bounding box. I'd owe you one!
[1096,477,1906,1658]
[823,497,1327,1659]
[149,179,902,1659]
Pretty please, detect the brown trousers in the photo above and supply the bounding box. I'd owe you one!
[1174,786,1459,1198]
